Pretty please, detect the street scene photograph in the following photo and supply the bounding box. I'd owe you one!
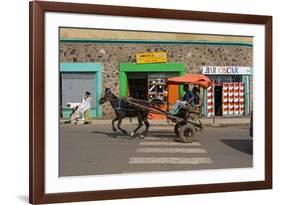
[59,27,253,177]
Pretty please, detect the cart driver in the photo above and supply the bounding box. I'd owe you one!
[169,84,195,115]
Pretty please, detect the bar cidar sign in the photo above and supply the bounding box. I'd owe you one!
[136,51,167,64]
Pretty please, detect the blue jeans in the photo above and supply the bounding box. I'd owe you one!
[170,100,186,115]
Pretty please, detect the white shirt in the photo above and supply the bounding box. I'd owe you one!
[79,97,91,114]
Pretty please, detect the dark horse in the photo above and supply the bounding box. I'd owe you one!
[99,88,150,138]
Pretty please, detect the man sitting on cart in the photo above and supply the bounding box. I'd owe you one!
[169,84,195,115]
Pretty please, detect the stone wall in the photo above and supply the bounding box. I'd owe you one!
[60,42,253,118]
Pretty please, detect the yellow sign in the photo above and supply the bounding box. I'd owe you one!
[136,52,167,64]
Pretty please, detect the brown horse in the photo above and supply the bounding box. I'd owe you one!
[99,88,150,138]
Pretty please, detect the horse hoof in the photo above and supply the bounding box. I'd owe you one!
[130,132,135,137]
[140,134,145,139]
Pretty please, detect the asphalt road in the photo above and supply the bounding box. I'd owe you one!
[59,123,252,176]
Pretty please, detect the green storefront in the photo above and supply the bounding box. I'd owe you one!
[119,63,185,118]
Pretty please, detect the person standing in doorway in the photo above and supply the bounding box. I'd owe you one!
[79,91,92,124]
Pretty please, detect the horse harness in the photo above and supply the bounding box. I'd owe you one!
[110,98,141,113]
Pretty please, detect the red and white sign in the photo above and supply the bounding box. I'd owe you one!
[239,83,245,115]
[222,83,229,115]
[207,82,245,117]
[207,87,214,117]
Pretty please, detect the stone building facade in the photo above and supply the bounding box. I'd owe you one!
[60,41,253,118]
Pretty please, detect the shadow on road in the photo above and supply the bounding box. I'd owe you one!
[91,130,175,139]
[149,131,175,138]
[91,130,130,139]
[221,139,253,155]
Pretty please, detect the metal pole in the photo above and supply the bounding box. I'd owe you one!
[212,82,216,124]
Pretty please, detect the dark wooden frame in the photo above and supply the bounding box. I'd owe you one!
[29,1,272,204]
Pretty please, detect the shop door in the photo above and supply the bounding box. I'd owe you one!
[128,78,148,100]
[168,84,179,105]
[61,72,96,113]
[214,86,222,116]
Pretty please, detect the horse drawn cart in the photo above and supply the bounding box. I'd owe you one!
[99,74,211,143]
[125,97,202,143]
[126,74,211,143]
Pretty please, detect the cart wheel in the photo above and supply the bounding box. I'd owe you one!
[195,126,204,133]
[179,124,195,143]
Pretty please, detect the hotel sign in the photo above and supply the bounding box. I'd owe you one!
[201,66,252,75]
[136,51,167,64]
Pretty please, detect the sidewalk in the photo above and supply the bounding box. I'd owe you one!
[86,116,250,127]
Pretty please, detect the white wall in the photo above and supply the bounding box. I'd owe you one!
[0,0,279,204]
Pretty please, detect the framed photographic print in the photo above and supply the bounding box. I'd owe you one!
[29,1,272,204]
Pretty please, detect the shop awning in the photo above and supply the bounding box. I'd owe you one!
[167,74,212,89]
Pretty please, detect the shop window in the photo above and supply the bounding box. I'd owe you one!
[208,75,242,83]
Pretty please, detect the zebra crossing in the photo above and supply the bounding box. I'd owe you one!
[129,136,213,165]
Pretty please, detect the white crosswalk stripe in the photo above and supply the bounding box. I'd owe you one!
[128,135,212,167]
[129,157,213,164]
[140,141,201,146]
[136,148,207,153]
[143,137,171,140]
